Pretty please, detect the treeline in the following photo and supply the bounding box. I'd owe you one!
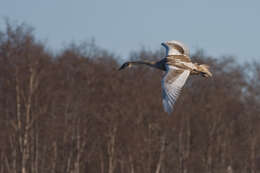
[0,22,259,173]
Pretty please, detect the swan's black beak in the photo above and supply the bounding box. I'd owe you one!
[118,62,130,71]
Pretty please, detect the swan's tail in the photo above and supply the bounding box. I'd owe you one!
[198,64,212,77]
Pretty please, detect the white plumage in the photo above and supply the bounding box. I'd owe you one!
[161,40,190,56]
[160,41,193,113]
[162,66,190,114]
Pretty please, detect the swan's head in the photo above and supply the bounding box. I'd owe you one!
[118,62,131,70]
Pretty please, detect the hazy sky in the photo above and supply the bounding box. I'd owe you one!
[1,0,260,61]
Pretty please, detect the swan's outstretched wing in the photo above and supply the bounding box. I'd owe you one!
[162,66,190,114]
[161,40,190,57]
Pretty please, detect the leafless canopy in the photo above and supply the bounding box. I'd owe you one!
[0,21,259,173]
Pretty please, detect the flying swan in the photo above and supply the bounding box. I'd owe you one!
[119,41,212,114]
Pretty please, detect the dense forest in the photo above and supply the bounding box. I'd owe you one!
[0,22,260,173]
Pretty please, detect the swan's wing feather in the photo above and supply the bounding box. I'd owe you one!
[161,40,190,57]
[162,66,190,114]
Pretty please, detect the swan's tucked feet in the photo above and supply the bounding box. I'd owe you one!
[201,72,210,77]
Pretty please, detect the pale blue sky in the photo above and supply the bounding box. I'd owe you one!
[1,0,260,61]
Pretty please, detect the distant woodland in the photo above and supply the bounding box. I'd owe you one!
[0,22,260,173]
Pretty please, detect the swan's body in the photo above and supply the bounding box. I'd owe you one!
[119,40,212,114]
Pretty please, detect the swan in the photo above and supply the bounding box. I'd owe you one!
[119,40,212,114]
